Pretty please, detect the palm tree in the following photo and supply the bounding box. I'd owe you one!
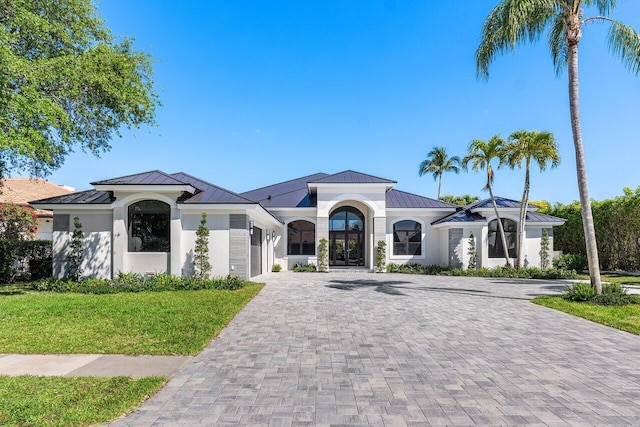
[476,1,640,294]
[504,130,561,268]
[462,136,512,267]
[418,147,461,199]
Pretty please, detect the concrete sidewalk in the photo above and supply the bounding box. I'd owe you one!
[0,354,191,377]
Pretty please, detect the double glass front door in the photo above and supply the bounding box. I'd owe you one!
[329,206,365,267]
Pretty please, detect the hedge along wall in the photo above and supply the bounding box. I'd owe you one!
[546,187,640,271]
[0,240,53,283]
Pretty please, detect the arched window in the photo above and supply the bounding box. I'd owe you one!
[287,220,315,255]
[128,200,171,252]
[488,218,517,258]
[393,220,422,256]
[329,207,364,232]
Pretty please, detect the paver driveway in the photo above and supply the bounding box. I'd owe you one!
[112,273,640,426]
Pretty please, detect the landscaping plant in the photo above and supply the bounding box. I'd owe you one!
[66,216,83,281]
[194,212,212,279]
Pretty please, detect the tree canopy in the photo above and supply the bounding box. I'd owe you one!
[0,0,158,179]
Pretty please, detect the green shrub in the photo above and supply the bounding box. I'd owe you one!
[594,283,631,306]
[31,272,249,294]
[553,253,588,272]
[562,282,597,302]
[386,263,576,280]
[0,239,52,283]
[271,264,282,272]
[293,263,317,272]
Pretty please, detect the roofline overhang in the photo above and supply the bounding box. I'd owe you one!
[386,207,457,214]
[93,184,196,194]
[29,203,113,210]
[431,220,487,229]
[177,202,283,225]
[470,206,536,214]
[307,182,395,194]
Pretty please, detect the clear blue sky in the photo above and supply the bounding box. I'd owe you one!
[47,1,640,204]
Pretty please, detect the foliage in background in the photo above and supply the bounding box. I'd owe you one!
[0,240,52,283]
[467,232,477,270]
[317,238,328,271]
[386,263,575,280]
[553,253,588,272]
[32,272,247,294]
[0,0,158,179]
[194,212,211,279]
[293,263,317,272]
[540,229,550,269]
[66,216,83,281]
[548,187,640,271]
[376,240,387,272]
[0,203,37,240]
[439,194,479,206]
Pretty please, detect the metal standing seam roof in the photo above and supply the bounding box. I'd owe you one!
[30,189,114,205]
[308,170,396,184]
[170,172,255,204]
[386,189,457,209]
[467,197,523,209]
[431,199,566,225]
[91,170,188,186]
[240,173,329,207]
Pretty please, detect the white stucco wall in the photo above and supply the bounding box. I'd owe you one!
[179,212,231,277]
[386,212,450,266]
[36,218,53,240]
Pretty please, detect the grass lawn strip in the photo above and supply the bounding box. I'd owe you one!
[0,284,262,355]
[575,274,640,286]
[0,375,165,427]
[533,295,640,335]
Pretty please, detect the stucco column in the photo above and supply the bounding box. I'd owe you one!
[112,206,126,276]
[373,216,386,271]
[170,207,181,275]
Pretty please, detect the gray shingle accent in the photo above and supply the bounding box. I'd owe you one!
[229,214,250,279]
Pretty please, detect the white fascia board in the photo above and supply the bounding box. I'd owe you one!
[29,203,114,210]
[93,184,196,194]
[431,220,487,229]
[386,208,457,215]
[266,207,317,214]
[178,203,283,225]
[525,221,565,227]
[307,182,394,193]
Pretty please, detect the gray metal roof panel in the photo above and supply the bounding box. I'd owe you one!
[386,189,457,209]
[467,197,522,209]
[309,170,396,184]
[526,212,566,223]
[241,173,328,207]
[30,189,114,205]
[431,209,486,225]
[91,170,188,186]
[171,172,254,204]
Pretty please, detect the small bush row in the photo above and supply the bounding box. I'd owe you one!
[293,263,317,272]
[31,272,248,294]
[562,282,633,306]
[386,263,576,280]
[553,253,589,272]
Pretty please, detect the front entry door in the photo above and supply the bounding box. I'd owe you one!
[329,206,365,267]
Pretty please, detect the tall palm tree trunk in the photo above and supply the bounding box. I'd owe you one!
[437,174,442,199]
[567,41,602,294]
[488,185,512,267]
[516,158,530,268]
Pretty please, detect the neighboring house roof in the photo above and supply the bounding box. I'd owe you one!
[241,173,329,208]
[91,170,187,186]
[432,198,565,225]
[1,178,75,217]
[170,172,254,204]
[308,170,396,184]
[386,189,457,209]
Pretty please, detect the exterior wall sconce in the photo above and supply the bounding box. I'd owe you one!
[249,221,254,235]
[266,229,270,241]
[271,230,276,240]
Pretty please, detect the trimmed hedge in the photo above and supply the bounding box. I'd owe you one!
[0,240,52,283]
[31,272,248,294]
[386,263,576,280]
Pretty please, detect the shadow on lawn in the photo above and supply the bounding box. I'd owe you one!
[0,283,28,296]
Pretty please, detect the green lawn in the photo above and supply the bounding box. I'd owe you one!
[0,284,262,355]
[0,376,165,427]
[533,295,640,335]
[576,273,640,286]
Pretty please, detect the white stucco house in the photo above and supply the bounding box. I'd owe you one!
[30,170,564,279]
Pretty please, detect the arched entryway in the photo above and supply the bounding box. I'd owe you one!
[329,206,365,266]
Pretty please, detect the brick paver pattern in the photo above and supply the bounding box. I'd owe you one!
[111,273,640,426]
